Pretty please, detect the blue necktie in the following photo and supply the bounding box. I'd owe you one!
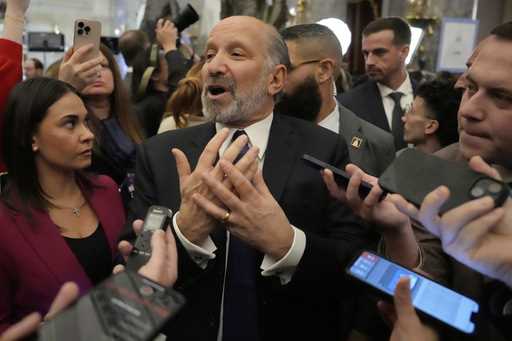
[222,130,259,341]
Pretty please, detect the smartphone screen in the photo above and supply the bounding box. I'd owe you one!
[348,251,478,334]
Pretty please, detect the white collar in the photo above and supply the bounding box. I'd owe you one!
[376,72,413,98]
[216,113,274,161]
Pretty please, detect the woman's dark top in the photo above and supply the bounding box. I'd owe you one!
[64,224,112,285]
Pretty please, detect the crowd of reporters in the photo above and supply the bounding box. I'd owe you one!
[1,0,512,340]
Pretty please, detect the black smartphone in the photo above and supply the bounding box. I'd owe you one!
[302,154,374,199]
[347,250,478,334]
[127,206,173,271]
[378,149,509,213]
[37,270,185,341]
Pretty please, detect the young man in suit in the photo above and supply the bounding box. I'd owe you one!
[278,23,395,176]
[129,15,374,341]
[339,17,415,150]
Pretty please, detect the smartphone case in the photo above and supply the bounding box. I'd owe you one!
[73,19,102,60]
[378,148,509,213]
[37,270,185,341]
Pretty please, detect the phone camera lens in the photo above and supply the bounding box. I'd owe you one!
[84,26,91,34]
[488,182,502,194]
[470,186,485,198]
[78,22,84,28]
[77,29,83,35]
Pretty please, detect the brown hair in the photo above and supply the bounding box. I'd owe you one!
[93,44,143,143]
[164,60,204,128]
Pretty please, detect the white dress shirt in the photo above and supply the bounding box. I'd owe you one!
[376,73,414,130]
[318,101,340,134]
[173,113,306,285]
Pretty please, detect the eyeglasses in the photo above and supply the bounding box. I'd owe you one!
[289,59,321,72]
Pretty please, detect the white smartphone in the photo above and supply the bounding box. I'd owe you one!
[73,19,102,61]
[347,251,479,334]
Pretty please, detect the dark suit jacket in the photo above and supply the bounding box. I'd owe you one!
[339,79,417,150]
[337,101,395,176]
[130,114,375,341]
[0,175,125,332]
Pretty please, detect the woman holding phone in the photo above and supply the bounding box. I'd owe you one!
[0,78,125,333]
[59,43,143,204]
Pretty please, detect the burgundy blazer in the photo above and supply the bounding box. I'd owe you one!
[0,175,125,332]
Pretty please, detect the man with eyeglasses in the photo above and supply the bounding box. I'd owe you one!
[278,23,395,176]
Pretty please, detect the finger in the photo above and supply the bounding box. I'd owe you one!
[172,148,192,184]
[113,264,125,274]
[469,156,501,180]
[219,133,248,163]
[75,56,103,74]
[347,164,378,186]
[196,128,230,171]
[345,170,364,207]
[252,168,272,197]
[133,219,144,235]
[156,18,164,29]
[321,169,347,202]
[393,277,418,323]
[417,186,450,230]
[201,168,245,211]
[138,230,166,283]
[244,159,260,183]
[219,160,259,200]
[69,44,94,63]
[45,282,80,320]
[388,193,420,221]
[450,207,504,252]
[193,192,231,222]
[440,196,496,247]
[62,48,74,62]
[118,240,134,260]
[0,312,42,341]
[217,146,259,182]
[363,182,384,207]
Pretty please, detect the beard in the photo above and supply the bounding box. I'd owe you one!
[274,75,322,122]
[201,73,269,125]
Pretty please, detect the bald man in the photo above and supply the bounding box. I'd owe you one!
[129,16,373,341]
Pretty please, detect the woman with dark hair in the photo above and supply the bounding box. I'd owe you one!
[0,78,125,332]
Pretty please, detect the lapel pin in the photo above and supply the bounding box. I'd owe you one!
[351,136,363,148]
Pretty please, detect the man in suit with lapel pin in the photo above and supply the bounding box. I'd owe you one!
[339,17,416,150]
[278,23,395,176]
[129,15,374,341]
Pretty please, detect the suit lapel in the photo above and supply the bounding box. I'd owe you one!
[367,81,390,131]
[263,115,298,202]
[189,122,217,168]
[338,104,367,168]
[15,209,92,289]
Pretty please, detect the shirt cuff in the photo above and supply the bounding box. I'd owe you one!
[173,211,217,269]
[260,226,306,285]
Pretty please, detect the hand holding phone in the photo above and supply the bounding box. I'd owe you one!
[347,251,478,334]
[36,270,185,341]
[379,149,509,214]
[73,19,101,61]
[302,154,375,199]
[127,206,173,271]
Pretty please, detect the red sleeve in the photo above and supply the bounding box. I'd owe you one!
[0,39,23,172]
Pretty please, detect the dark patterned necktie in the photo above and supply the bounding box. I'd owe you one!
[222,129,259,341]
[389,92,407,150]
